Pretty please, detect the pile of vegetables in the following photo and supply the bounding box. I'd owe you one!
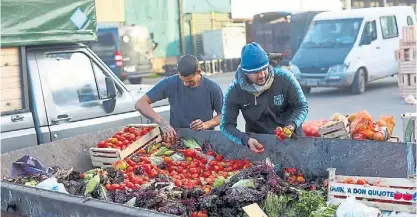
[4,138,337,217]
[302,110,396,142]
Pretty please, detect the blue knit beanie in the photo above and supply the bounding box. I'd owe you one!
[240,42,269,74]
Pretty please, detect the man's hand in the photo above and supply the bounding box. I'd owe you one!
[190,119,207,131]
[247,138,264,154]
[159,118,177,144]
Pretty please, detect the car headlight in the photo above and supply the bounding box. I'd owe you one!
[122,35,130,43]
[328,64,349,74]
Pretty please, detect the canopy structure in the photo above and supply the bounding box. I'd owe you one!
[1,0,97,47]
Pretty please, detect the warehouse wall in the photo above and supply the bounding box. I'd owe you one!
[95,0,125,23]
[183,0,231,13]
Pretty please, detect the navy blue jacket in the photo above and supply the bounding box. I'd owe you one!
[220,66,308,146]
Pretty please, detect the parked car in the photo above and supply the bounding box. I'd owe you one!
[290,6,416,94]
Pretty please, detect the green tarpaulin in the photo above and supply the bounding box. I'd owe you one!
[1,0,97,47]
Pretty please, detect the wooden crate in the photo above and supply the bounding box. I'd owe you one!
[318,119,349,139]
[396,46,416,62]
[89,124,162,167]
[399,60,416,74]
[1,47,23,113]
[327,168,416,213]
[400,25,416,46]
[398,73,417,98]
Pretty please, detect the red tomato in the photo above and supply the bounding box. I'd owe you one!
[142,164,151,172]
[134,177,143,185]
[215,155,224,161]
[126,167,134,173]
[189,168,198,174]
[209,161,217,167]
[126,182,135,189]
[97,141,105,148]
[191,173,199,179]
[105,183,112,191]
[184,149,196,158]
[110,184,120,191]
[207,150,217,157]
[203,172,211,178]
[177,166,184,173]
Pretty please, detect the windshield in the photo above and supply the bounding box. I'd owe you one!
[302,18,363,47]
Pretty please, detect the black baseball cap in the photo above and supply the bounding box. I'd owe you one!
[177,55,198,77]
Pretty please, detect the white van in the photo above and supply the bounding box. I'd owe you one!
[289,6,416,94]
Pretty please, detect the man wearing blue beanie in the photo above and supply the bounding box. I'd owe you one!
[220,42,308,153]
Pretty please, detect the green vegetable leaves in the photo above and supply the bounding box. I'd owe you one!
[263,190,331,217]
[84,175,100,197]
[213,176,226,188]
[232,179,255,188]
[182,139,201,150]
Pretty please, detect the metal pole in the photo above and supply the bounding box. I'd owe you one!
[178,0,185,55]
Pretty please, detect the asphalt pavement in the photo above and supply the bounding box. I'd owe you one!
[137,72,416,139]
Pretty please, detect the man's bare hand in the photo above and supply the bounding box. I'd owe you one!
[190,119,206,131]
[247,138,264,154]
[159,118,176,144]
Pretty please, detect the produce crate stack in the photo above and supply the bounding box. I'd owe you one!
[396,26,416,98]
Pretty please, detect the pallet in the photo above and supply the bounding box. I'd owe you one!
[89,124,162,167]
[318,119,349,139]
[327,168,416,213]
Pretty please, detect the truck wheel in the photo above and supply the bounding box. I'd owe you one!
[128,78,142,84]
[351,68,366,94]
[301,86,311,94]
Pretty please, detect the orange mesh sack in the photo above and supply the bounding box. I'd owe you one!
[350,111,375,139]
[376,116,395,135]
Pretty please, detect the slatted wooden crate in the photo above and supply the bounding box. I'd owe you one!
[327,168,416,213]
[89,124,162,167]
[400,25,416,46]
[318,118,349,139]
[396,45,416,98]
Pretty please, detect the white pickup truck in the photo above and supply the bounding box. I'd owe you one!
[0,44,170,153]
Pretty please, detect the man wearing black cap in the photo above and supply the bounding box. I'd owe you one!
[135,55,223,143]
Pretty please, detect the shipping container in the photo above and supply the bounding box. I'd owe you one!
[202,27,246,59]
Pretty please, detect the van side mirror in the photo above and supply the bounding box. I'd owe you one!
[103,77,116,113]
[361,34,372,45]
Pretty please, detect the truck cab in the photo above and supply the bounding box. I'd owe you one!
[1,44,170,153]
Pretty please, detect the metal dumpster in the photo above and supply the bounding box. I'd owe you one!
[1,128,415,217]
